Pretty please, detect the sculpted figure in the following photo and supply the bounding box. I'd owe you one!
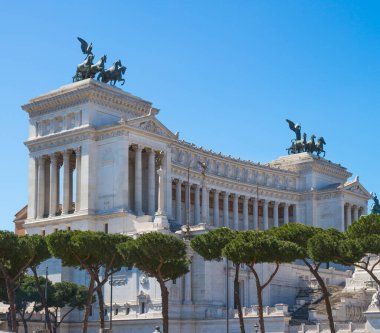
[97,60,126,86]
[369,290,380,309]
[286,119,302,141]
[77,37,93,57]
[73,37,96,82]
[371,193,380,215]
[315,137,326,157]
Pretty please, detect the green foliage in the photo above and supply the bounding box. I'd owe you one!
[222,230,301,265]
[0,231,33,273]
[28,235,51,268]
[190,228,235,261]
[269,223,322,257]
[46,230,132,269]
[346,214,380,255]
[307,228,346,263]
[49,281,89,310]
[16,275,49,313]
[347,214,380,239]
[118,232,189,281]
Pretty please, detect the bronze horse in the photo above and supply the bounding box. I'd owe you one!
[73,54,94,82]
[90,55,107,78]
[315,137,326,157]
[97,60,126,86]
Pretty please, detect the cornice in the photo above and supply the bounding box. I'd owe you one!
[22,79,158,117]
[270,153,351,180]
[172,141,298,177]
[25,126,96,152]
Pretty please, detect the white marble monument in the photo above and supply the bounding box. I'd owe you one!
[21,79,370,333]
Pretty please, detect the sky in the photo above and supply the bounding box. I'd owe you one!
[1,1,379,231]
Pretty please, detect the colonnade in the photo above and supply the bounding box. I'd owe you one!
[33,144,167,219]
[35,148,80,218]
[344,203,365,230]
[172,179,296,230]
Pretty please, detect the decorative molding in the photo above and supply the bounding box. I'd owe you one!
[22,79,157,117]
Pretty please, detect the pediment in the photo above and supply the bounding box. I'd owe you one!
[126,114,177,140]
[343,178,371,198]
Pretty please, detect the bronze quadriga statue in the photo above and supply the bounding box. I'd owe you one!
[72,37,126,86]
[286,119,326,157]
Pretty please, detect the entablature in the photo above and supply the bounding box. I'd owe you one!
[171,164,299,202]
[22,79,158,118]
[171,142,298,192]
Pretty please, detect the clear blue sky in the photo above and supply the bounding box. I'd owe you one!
[1,1,379,231]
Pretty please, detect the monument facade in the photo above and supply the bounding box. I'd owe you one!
[21,79,370,332]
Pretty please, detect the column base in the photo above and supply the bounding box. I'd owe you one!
[153,213,169,230]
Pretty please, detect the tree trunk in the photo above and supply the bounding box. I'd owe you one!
[158,278,169,333]
[254,278,265,333]
[96,286,105,329]
[304,260,335,333]
[361,267,380,287]
[31,267,52,333]
[314,273,335,333]
[82,274,95,333]
[49,311,58,333]
[4,274,17,332]
[234,264,245,333]
[20,314,28,333]
[250,267,265,333]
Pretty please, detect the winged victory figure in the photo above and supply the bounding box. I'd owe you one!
[286,119,301,141]
[77,37,93,57]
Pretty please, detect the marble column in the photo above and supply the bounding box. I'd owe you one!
[263,200,269,230]
[293,204,300,222]
[194,185,200,224]
[147,149,156,216]
[62,151,71,214]
[156,167,166,215]
[213,190,220,227]
[28,156,38,219]
[68,158,74,212]
[153,165,169,229]
[134,145,143,216]
[175,179,182,224]
[184,250,193,304]
[353,205,359,222]
[345,204,351,229]
[201,183,209,224]
[75,148,81,213]
[273,201,279,227]
[184,182,190,225]
[37,156,46,218]
[283,203,289,225]
[233,194,239,230]
[253,197,258,230]
[49,154,58,217]
[223,192,229,228]
[243,196,249,230]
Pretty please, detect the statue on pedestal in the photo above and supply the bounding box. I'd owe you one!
[285,119,326,157]
[72,37,126,86]
[371,193,380,215]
